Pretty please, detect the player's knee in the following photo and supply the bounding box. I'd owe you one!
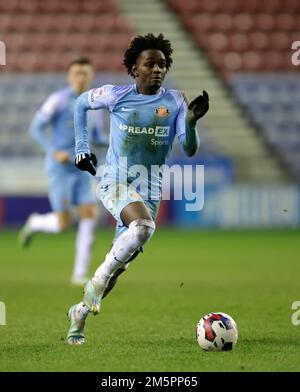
[59,220,70,231]
[57,213,72,230]
[78,203,97,219]
[129,219,156,245]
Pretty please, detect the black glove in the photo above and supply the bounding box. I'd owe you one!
[188,90,209,120]
[75,153,98,176]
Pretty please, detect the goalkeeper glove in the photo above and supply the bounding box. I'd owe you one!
[75,153,98,176]
[188,90,209,120]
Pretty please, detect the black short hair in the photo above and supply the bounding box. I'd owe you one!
[123,33,173,77]
[67,56,93,70]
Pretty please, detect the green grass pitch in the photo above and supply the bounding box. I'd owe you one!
[0,228,299,371]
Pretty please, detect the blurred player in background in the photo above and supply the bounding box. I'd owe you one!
[67,34,209,344]
[19,57,107,286]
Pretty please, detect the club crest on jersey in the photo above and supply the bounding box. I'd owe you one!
[155,106,169,117]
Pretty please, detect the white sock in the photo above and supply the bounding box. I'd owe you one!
[92,219,155,293]
[29,213,60,233]
[72,218,96,279]
[76,301,90,320]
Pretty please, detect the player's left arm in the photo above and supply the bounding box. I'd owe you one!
[177,91,209,157]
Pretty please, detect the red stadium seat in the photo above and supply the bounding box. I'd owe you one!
[16,53,39,71]
[93,53,123,71]
[233,0,261,13]
[260,0,282,13]
[213,14,233,31]
[54,52,78,70]
[180,14,195,32]
[248,32,269,51]
[49,15,73,32]
[114,16,132,32]
[7,14,32,32]
[290,31,300,44]
[63,34,90,52]
[81,0,118,14]
[0,0,18,12]
[223,52,243,71]
[37,0,62,13]
[253,14,275,31]
[169,0,198,14]
[220,0,240,13]
[41,34,70,52]
[233,14,254,31]
[27,15,53,33]
[270,32,290,51]
[17,0,39,13]
[284,0,300,12]
[209,33,229,51]
[198,0,223,13]
[59,0,81,13]
[5,52,18,69]
[274,14,295,31]
[84,34,110,51]
[242,51,262,70]
[19,34,42,51]
[0,15,11,32]
[108,33,131,51]
[229,33,249,52]
[168,0,298,74]
[91,15,116,32]
[2,33,24,52]
[194,32,208,50]
[261,51,283,70]
[188,14,214,32]
[208,52,228,77]
[70,15,95,32]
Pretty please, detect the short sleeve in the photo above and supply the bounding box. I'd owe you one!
[88,84,116,111]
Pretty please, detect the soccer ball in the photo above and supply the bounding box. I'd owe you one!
[196,312,238,351]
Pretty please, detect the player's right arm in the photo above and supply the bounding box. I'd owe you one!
[30,93,70,163]
[29,93,58,153]
[74,85,115,175]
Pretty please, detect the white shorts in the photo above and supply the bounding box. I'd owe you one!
[99,181,160,241]
[100,182,144,222]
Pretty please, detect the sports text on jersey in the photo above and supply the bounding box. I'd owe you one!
[119,124,170,137]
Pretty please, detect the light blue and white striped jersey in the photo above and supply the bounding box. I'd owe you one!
[75,84,189,200]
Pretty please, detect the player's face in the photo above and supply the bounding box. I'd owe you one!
[133,49,167,94]
[67,64,94,94]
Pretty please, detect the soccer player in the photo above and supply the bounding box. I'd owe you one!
[67,34,209,344]
[19,57,107,286]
